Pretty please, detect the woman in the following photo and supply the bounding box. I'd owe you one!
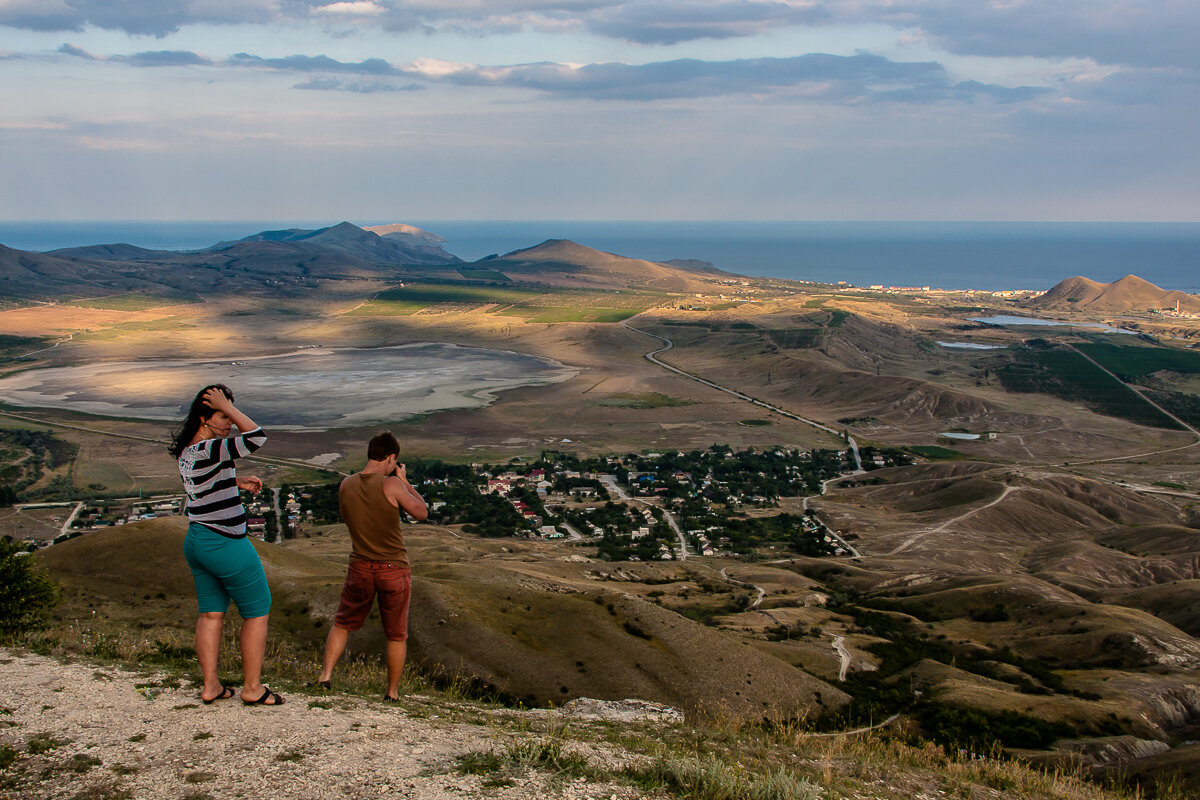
[169,384,284,706]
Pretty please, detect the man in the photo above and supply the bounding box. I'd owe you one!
[318,431,428,701]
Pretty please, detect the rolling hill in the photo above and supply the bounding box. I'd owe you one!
[1027,274,1200,313]
[476,239,734,291]
[36,521,846,721]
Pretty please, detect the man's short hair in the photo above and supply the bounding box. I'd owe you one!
[367,431,400,462]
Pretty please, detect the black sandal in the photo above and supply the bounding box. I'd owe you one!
[201,685,236,705]
[242,688,285,706]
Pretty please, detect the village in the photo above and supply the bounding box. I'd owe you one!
[12,444,910,562]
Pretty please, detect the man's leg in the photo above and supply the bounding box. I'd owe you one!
[195,612,225,701]
[319,626,350,684]
[385,639,407,700]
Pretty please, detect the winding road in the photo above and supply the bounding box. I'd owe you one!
[622,320,864,471]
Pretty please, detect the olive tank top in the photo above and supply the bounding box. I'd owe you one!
[338,472,408,567]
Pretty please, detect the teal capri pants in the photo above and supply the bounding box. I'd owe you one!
[184,523,272,618]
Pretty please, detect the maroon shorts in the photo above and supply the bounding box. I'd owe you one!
[333,561,411,641]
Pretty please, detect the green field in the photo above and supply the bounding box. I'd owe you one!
[596,392,696,409]
[345,300,427,316]
[67,294,196,311]
[376,283,544,304]
[1077,341,1200,378]
[73,319,196,341]
[498,306,642,323]
[767,329,824,349]
[0,334,49,359]
[997,347,1183,430]
[457,268,512,281]
[905,445,967,460]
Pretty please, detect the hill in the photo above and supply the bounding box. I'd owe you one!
[1027,274,1200,313]
[6,648,1152,800]
[209,221,461,265]
[35,521,845,721]
[479,239,730,291]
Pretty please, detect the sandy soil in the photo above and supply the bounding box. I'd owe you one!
[0,650,649,800]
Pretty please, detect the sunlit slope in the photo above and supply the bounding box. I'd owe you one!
[36,520,847,720]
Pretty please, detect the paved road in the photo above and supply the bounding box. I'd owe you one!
[598,473,692,560]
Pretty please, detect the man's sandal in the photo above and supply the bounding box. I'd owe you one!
[201,685,236,705]
[242,688,285,706]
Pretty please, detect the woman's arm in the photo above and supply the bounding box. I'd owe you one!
[203,387,258,433]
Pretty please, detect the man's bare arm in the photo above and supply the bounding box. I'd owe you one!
[387,464,428,521]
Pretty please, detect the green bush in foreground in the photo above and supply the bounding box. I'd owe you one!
[0,538,56,636]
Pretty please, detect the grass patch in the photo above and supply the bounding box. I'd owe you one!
[905,445,967,460]
[1152,480,1188,490]
[626,754,821,800]
[997,346,1184,430]
[498,306,643,323]
[766,329,824,349]
[344,300,427,316]
[66,294,195,311]
[184,771,216,784]
[1076,341,1200,378]
[72,319,194,342]
[739,419,772,426]
[0,745,18,770]
[828,309,850,327]
[28,734,68,755]
[376,282,542,305]
[457,268,512,281]
[71,754,103,773]
[597,392,697,409]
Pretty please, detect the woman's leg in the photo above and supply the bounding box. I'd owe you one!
[195,612,226,700]
[239,614,272,702]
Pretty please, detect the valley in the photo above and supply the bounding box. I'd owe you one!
[4,222,1200,796]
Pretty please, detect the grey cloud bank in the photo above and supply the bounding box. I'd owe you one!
[2,0,1197,221]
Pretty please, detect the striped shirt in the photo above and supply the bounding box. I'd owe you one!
[178,428,267,538]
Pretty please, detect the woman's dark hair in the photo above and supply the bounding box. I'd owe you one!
[168,384,233,458]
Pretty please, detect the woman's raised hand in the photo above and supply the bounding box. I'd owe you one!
[202,387,235,413]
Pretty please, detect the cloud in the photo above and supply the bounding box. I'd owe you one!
[59,42,214,67]
[294,77,424,92]
[0,0,281,36]
[583,0,830,45]
[853,1,1200,71]
[6,1,1197,74]
[311,1,385,15]
[52,42,1049,104]
[405,52,1048,103]
[229,52,397,74]
[57,43,96,59]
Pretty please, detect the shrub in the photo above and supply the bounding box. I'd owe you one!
[0,538,57,636]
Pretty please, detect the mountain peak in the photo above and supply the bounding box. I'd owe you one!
[1028,274,1200,313]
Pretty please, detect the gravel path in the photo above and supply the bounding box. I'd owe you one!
[0,650,648,800]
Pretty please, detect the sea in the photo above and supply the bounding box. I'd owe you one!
[2,220,1198,293]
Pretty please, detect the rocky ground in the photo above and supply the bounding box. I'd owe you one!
[0,650,657,800]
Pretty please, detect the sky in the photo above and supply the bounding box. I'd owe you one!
[1,1,1197,222]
